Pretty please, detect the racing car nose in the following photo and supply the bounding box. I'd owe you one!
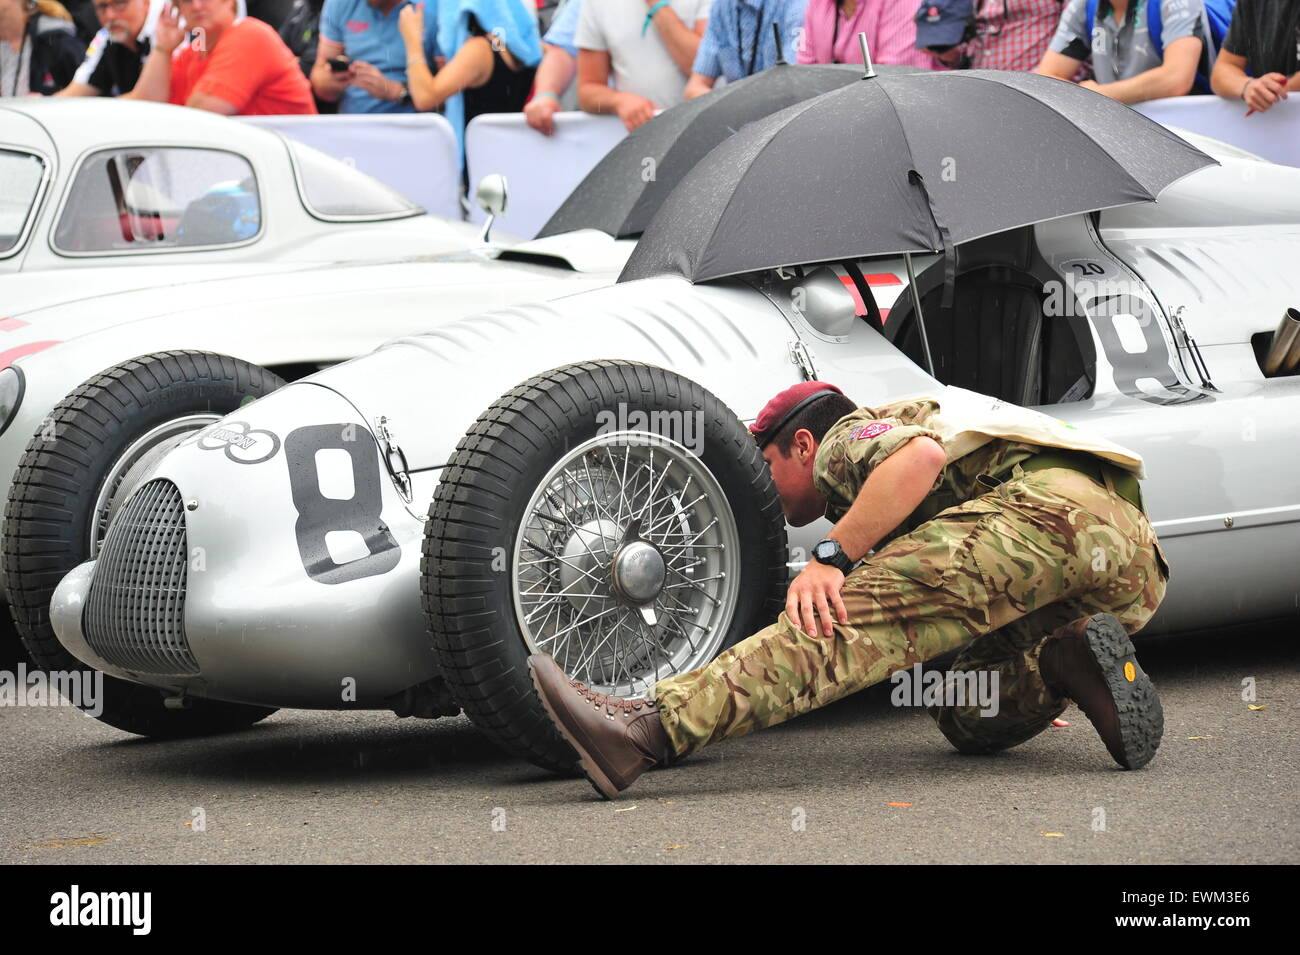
[46,383,438,708]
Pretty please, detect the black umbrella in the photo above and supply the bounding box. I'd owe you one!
[537,60,920,240]
[619,68,1217,284]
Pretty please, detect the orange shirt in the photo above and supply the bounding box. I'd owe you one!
[170,17,316,115]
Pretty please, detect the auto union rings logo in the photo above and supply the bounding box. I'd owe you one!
[195,421,281,465]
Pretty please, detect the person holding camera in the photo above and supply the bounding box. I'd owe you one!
[311,0,438,112]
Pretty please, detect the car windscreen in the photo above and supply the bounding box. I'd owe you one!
[286,139,423,220]
[53,147,261,254]
[0,149,45,256]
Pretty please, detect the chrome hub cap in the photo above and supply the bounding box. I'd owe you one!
[610,539,666,606]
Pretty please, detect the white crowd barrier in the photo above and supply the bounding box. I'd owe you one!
[241,113,463,220]
[465,112,628,239]
[1138,96,1300,167]
[240,97,1296,234]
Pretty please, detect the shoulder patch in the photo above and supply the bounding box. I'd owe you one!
[856,422,893,440]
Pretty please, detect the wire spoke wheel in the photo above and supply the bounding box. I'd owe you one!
[423,361,788,774]
[513,431,740,697]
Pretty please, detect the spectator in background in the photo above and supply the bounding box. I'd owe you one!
[685,0,807,98]
[311,0,438,113]
[797,0,943,68]
[57,0,159,96]
[0,0,84,94]
[1210,0,1300,114]
[408,0,540,144]
[126,0,316,112]
[279,0,335,110]
[921,0,1063,71]
[524,0,578,134]
[577,0,709,130]
[1035,0,1204,103]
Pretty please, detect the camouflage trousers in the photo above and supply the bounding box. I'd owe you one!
[653,464,1170,758]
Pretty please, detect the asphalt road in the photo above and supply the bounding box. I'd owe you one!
[2,620,1296,865]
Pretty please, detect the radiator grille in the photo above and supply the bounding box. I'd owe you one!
[84,478,197,675]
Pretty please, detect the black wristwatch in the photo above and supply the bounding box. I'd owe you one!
[397,83,413,107]
[812,538,854,575]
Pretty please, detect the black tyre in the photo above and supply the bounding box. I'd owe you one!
[422,361,788,773]
[4,350,284,737]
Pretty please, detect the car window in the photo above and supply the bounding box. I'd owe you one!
[53,147,261,253]
[0,149,45,256]
[286,139,422,220]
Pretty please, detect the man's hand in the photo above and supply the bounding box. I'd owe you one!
[317,56,353,97]
[785,560,848,638]
[1243,72,1289,112]
[524,93,562,134]
[615,91,658,130]
[350,60,401,101]
[155,1,186,54]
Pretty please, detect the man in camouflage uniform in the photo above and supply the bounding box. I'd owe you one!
[530,381,1169,799]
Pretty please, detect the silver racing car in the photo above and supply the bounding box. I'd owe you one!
[22,106,1300,773]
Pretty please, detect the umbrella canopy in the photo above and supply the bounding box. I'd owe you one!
[619,70,1217,283]
[538,63,919,240]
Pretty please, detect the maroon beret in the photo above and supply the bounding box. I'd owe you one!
[750,381,845,449]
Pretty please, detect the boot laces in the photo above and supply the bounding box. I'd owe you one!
[569,678,651,715]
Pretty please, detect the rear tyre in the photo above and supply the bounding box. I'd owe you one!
[4,350,284,737]
[422,361,788,773]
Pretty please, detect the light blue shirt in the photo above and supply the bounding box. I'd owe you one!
[543,0,582,57]
[320,0,441,114]
[692,0,808,81]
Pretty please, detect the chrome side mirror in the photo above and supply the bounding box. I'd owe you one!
[476,173,508,243]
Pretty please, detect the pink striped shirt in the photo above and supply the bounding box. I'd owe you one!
[796,0,945,69]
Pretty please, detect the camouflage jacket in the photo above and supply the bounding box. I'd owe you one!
[813,399,1041,545]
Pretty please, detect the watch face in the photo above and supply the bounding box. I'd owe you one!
[814,540,838,560]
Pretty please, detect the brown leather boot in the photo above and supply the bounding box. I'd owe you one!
[1038,613,1164,770]
[529,653,674,799]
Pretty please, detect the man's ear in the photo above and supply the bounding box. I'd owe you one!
[793,428,818,464]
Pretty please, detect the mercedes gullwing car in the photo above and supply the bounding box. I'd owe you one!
[31,127,1300,770]
[0,98,481,285]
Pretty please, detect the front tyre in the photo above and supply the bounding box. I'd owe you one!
[4,350,284,737]
[422,361,787,773]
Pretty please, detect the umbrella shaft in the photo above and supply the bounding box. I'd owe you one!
[904,252,936,378]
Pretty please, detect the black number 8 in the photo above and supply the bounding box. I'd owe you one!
[285,424,401,585]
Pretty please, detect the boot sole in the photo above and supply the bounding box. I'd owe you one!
[528,658,620,800]
[1084,613,1164,770]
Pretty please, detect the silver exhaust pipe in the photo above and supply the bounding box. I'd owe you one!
[1262,307,1300,377]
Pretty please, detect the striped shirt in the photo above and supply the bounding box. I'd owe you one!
[796,0,943,68]
[963,0,1063,71]
[692,0,810,81]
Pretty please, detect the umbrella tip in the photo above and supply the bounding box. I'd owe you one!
[857,32,877,79]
